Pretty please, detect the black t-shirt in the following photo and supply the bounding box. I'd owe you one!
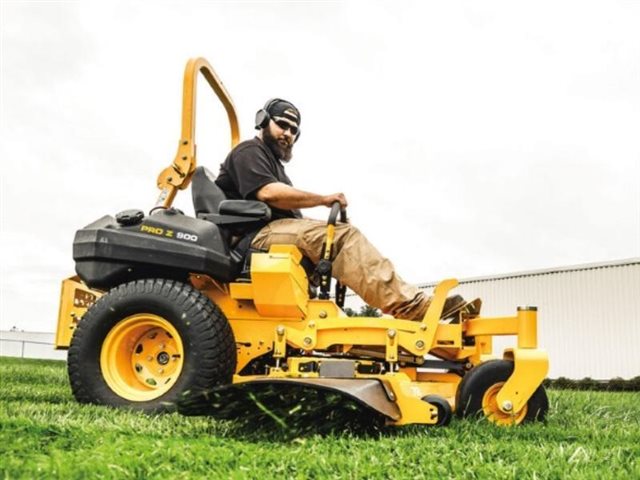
[215,137,302,220]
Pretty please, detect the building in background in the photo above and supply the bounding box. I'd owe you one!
[346,258,640,379]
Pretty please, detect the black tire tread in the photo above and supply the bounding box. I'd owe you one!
[67,278,236,412]
[456,359,548,423]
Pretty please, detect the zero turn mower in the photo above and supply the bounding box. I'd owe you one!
[55,58,549,427]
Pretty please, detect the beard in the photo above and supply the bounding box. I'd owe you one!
[263,127,293,162]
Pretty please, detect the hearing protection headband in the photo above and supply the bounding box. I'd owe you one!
[255,98,301,142]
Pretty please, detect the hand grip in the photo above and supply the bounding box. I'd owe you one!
[328,202,348,225]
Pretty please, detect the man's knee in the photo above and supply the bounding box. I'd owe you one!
[334,223,364,250]
[337,222,362,237]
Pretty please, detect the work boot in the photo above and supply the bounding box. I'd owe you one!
[446,297,483,324]
[408,294,468,321]
[440,295,467,320]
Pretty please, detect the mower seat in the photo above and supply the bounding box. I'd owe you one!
[191,166,272,267]
[192,166,228,215]
[192,166,271,231]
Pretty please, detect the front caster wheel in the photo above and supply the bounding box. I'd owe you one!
[422,394,453,426]
[68,279,236,413]
[456,359,548,425]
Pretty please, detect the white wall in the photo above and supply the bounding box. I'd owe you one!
[0,331,67,360]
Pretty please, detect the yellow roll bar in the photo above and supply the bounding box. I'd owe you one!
[156,57,240,208]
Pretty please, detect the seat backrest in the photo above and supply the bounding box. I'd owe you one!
[191,166,227,215]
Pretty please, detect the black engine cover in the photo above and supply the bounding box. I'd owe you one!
[74,209,236,289]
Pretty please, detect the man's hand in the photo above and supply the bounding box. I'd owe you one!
[321,193,348,209]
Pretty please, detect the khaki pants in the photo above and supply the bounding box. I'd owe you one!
[252,218,429,320]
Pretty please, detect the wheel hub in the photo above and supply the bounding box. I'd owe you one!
[157,351,170,365]
[100,314,184,402]
[482,382,527,425]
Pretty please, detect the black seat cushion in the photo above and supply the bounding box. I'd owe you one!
[219,200,271,220]
[192,166,227,215]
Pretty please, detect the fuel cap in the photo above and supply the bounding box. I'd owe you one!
[116,209,144,226]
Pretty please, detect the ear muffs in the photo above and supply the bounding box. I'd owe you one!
[255,98,301,143]
[255,98,280,130]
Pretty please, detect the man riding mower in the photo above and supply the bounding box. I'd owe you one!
[55,57,549,427]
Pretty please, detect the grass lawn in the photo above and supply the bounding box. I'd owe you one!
[1,356,638,479]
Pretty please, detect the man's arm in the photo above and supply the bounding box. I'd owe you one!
[256,182,347,210]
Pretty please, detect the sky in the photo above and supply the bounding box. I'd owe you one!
[1,0,639,332]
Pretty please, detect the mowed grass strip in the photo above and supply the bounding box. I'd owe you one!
[1,357,638,479]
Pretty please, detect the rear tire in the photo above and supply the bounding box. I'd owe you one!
[456,359,548,425]
[68,278,236,412]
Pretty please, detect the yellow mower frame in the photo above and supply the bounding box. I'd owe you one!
[56,58,549,426]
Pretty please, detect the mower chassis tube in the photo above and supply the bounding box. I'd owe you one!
[156,57,240,208]
[463,308,539,349]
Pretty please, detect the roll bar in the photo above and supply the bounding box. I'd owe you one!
[155,57,240,208]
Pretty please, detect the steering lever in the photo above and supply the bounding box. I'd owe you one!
[318,202,348,307]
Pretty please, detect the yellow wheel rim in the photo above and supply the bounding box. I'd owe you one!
[481,382,528,426]
[100,314,184,402]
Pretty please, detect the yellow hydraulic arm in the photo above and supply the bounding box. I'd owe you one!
[155,57,240,208]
